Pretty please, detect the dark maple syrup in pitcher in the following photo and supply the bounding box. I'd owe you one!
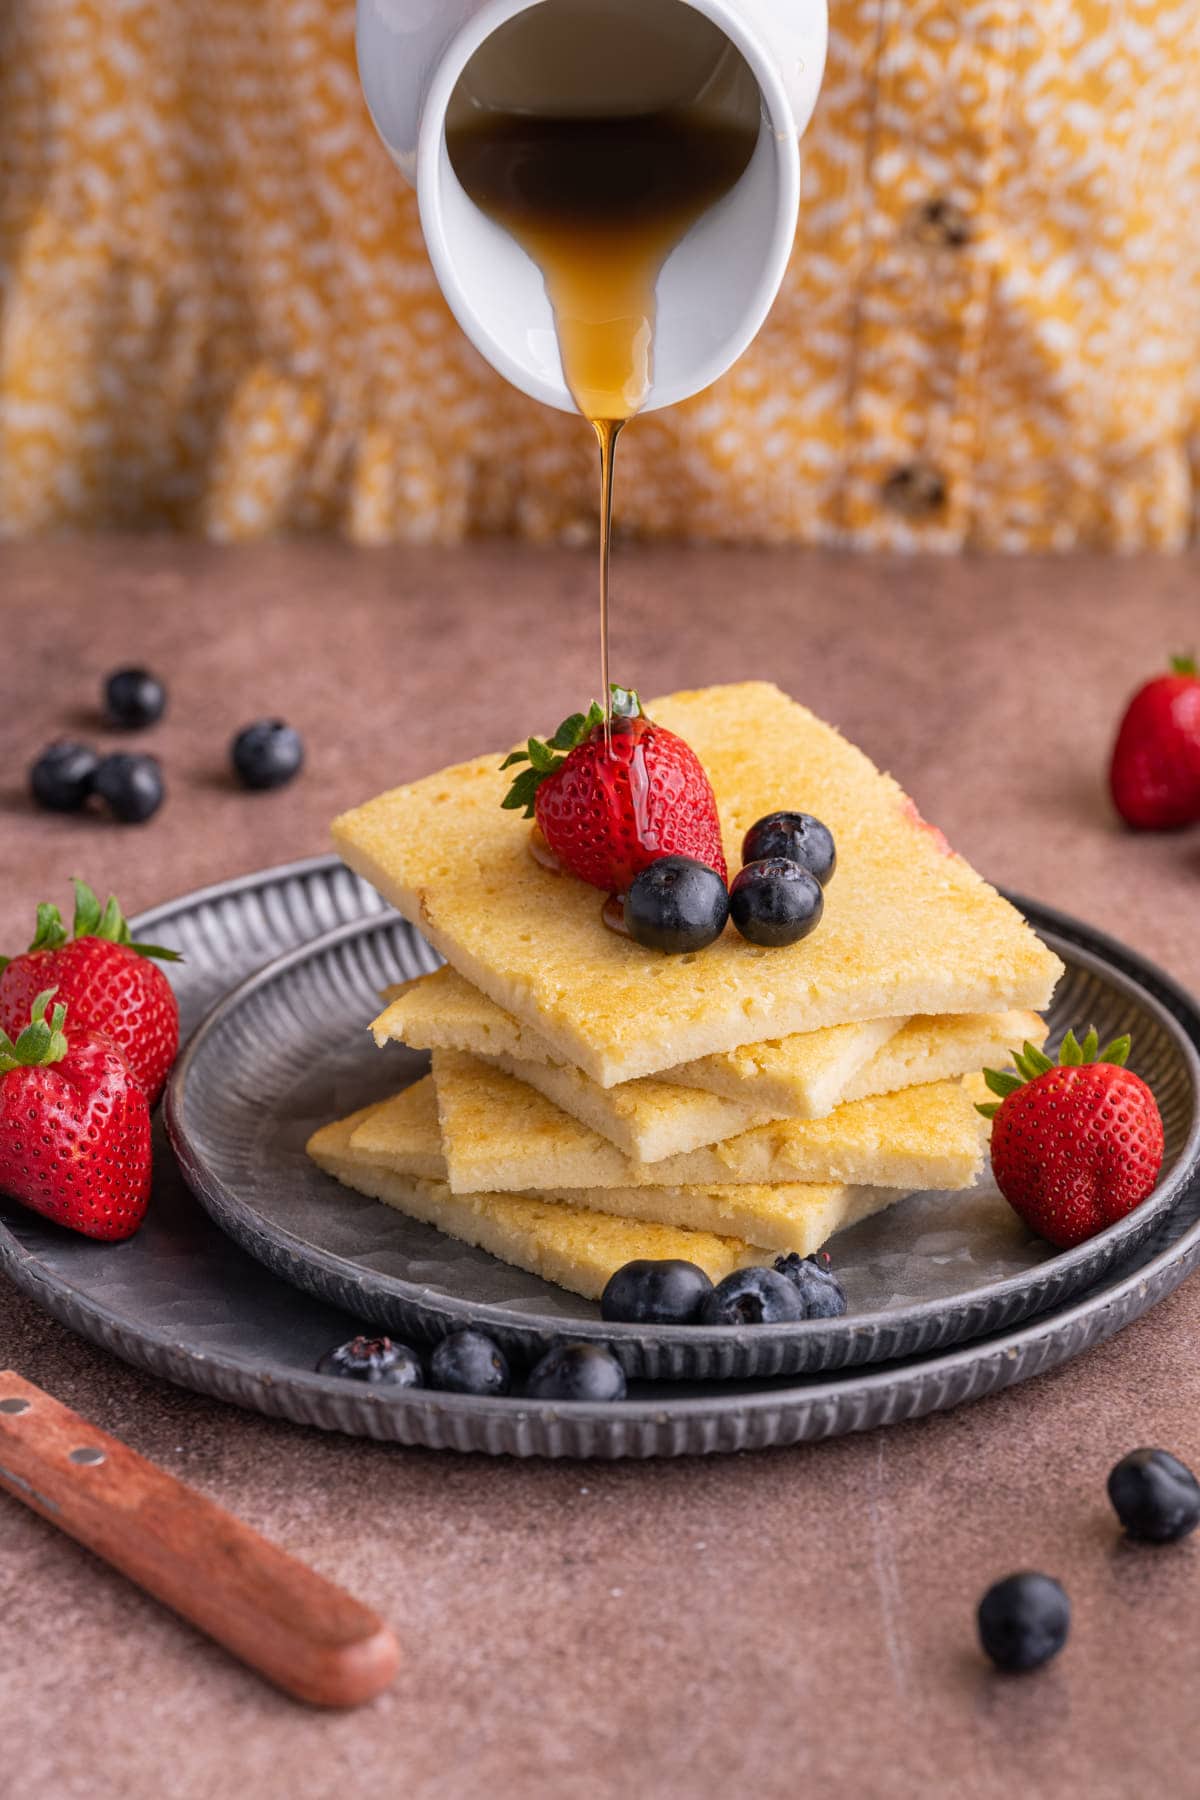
[447,107,758,715]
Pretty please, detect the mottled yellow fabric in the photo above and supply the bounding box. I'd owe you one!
[2,0,1198,549]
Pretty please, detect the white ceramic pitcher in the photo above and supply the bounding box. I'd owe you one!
[356,0,827,416]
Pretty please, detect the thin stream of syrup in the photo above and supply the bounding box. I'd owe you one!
[445,109,757,715]
[595,418,622,733]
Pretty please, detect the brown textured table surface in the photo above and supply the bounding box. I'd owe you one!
[2,539,1199,1799]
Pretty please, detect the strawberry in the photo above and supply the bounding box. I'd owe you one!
[1109,654,1200,830]
[501,686,727,893]
[978,1029,1164,1250]
[0,881,181,1105]
[0,991,152,1241]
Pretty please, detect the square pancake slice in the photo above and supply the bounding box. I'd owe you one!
[374,967,561,1064]
[540,1180,904,1257]
[477,1052,769,1162]
[484,1008,1044,1161]
[373,1053,985,1194]
[838,1010,1048,1105]
[669,1009,1046,1113]
[669,1015,906,1114]
[375,966,901,1118]
[376,972,1044,1130]
[335,682,1062,1086]
[307,1104,766,1300]
[320,1085,902,1260]
[375,972,1044,1159]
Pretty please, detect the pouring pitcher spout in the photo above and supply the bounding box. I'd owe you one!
[356,0,827,414]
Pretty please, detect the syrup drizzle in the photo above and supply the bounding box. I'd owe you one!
[595,418,622,732]
[446,109,757,715]
[626,735,657,852]
[601,892,630,936]
[528,824,564,873]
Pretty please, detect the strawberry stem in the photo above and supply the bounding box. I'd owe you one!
[29,902,69,953]
[0,988,69,1073]
[500,685,644,817]
[1170,654,1198,676]
[977,1026,1133,1117]
[6,880,183,965]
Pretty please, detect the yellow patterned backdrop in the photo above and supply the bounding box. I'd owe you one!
[1,0,1198,549]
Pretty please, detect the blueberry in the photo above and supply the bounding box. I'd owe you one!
[316,1334,423,1387]
[429,1328,510,1397]
[29,740,100,813]
[601,1259,714,1325]
[1107,1448,1200,1543]
[232,719,305,791]
[977,1572,1070,1673]
[93,752,165,824]
[729,859,823,948]
[625,856,729,954]
[700,1266,806,1326]
[104,666,167,729]
[742,811,836,887]
[526,1341,627,1402]
[774,1251,847,1319]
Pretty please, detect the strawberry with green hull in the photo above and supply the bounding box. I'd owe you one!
[0,991,152,1241]
[1109,655,1200,830]
[501,686,727,894]
[979,1030,1165,1250]
[0,882,180,1106]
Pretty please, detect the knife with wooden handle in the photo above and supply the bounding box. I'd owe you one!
[0,1371,399,1708]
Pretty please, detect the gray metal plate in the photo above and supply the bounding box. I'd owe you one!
[1,857,1198,1457]
[165,910,1199,1381]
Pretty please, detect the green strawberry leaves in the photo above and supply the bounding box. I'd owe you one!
[500,763,549,818]
[500,686,644,818]
[1011,1042,1054,1081]
[976,1028,1133,1119]
[1169,654,1197,677]
[28,902,70,954]
[0,989,69,1074]
[72,879,115,940]
[526,738,563,773]
[10,881,183,965]
[1060,1027,1130,1068]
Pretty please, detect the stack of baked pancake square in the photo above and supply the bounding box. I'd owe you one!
[309,685,1061,1300]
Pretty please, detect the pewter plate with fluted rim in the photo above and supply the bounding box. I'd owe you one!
[2,857,1199,1456]
[165,888,1199,1381]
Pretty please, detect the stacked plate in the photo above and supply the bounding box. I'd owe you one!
[1,856,1198,1459]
